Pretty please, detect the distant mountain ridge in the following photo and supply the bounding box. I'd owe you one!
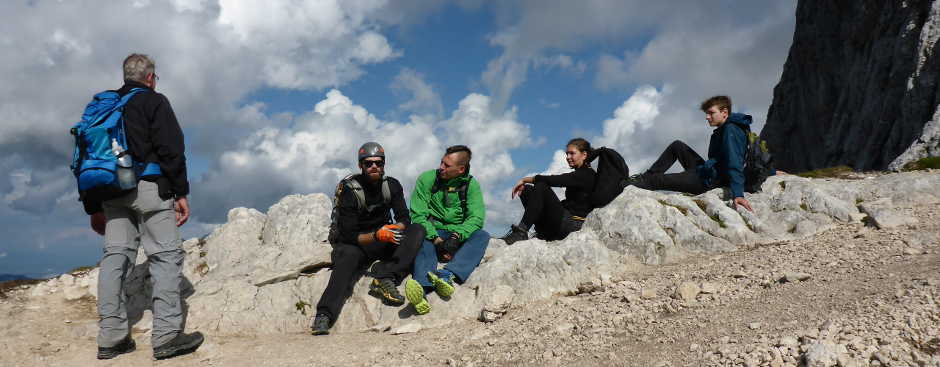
[0,274,34,282]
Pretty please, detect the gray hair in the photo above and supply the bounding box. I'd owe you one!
[123,53,155,83]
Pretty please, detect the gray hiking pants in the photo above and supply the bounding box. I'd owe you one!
[97,180,183,348]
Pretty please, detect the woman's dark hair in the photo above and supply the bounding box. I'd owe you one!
[566,138,592,154]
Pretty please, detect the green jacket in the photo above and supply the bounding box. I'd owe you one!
[409,169,486,241]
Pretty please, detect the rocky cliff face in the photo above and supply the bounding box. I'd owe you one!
[762,0,940,172]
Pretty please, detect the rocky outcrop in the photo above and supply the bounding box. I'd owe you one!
[889,108,940,170]
[31,172,940,337]
[762,0,940,172]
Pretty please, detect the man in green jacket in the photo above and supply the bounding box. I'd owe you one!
[404,145,489,315]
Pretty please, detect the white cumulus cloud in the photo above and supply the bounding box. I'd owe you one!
[195,89,532,232]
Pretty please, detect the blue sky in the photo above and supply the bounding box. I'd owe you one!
[0,0,796,277]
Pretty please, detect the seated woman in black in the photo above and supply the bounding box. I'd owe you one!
[500,138,596,245]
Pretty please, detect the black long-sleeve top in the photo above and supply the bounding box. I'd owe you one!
[335,175,411,245]
[82,81,189,214]
[533,166,596,217]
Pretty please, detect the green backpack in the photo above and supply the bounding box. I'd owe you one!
[743,129,775,193]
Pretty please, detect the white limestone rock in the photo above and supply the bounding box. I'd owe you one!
[39,171,940,337]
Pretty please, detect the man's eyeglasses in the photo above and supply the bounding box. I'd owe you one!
[362,160,385,168]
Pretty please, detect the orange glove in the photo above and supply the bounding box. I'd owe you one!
[375,224,403,244]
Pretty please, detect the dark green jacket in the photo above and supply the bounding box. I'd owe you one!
[409,169,485,241]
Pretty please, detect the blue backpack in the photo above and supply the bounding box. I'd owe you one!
[70,88,162,199]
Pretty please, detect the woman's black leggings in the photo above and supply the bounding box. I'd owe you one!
[519,182,574,240]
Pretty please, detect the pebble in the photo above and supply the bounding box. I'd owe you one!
[391,322,422,335]
[780,272,812,283]
[903,248,922,255]
[674,282,700,302]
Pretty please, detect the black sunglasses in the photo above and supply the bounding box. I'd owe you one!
[362,160,385,167]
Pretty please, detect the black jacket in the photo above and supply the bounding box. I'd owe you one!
[335,175,410,245]
[82,81,189,214]
[533,166,596,217]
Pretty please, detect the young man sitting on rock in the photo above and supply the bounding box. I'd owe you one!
[311,142,426,335]
[632,95,775,212]
[404,145,490,315]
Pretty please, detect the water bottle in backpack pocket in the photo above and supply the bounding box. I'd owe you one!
[111,138,137,190]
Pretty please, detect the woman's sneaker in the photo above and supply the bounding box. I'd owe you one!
[404,279,430,315]
[427,271,455,298]
[499,225,528,245]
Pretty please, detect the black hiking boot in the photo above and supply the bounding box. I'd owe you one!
[369,277,405,305]
[152,332,204,360]
[97,336,136,360]
[310,313,332,336]
[500,225,529,245]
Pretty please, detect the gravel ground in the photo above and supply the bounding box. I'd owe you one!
[1,200,937,367]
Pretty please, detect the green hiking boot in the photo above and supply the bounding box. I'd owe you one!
[404,279,430,315]
[368,278,405,305]
[427,271,455,298]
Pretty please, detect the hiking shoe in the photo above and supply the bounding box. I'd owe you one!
[499,225,529,245]
[310,313,332,335]
[97,336,136,360]
[369,277,405,305]
[404,279,430,315]
[427,271,455,298]
[152,332,204,360]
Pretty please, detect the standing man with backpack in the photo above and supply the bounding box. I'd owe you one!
[77,54,203,360]
[404,145,489,315]
[310,142,426,335]
[632,95,776,212]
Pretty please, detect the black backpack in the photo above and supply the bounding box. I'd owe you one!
[586,147,630,208]
[327,174,391,244]
[742,128,774,193]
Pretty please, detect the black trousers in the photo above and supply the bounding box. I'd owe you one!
[634,140,710,195]
[519,182,582,241]
[315,224,425,320]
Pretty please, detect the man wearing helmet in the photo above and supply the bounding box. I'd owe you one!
[310,142,426,335]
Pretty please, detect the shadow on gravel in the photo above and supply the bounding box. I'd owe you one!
[125,261,195,332]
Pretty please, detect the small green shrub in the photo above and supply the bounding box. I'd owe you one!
[797,165,853,178]
[295,300,312,315]
[709,214,727,228]
[658,200,688,215]
[902,156,940,171]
